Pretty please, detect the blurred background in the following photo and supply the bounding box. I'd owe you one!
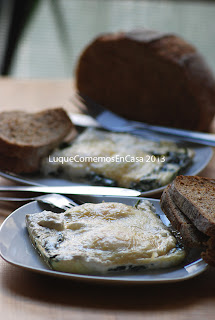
[1,0,215,79]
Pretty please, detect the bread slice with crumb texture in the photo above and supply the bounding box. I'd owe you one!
[0,108,73,173]
[201,237,215,267]
[169,175,215,236]
[160,185,208,248]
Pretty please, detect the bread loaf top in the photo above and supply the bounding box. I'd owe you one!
[76,29,215,131]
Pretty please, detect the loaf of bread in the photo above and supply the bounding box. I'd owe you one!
[160,175,215,266]
[76,29,215,131]
[0,108,73,173]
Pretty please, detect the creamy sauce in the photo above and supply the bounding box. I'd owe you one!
[42,129,194,191]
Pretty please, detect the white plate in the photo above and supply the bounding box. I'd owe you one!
[0,195,208,284]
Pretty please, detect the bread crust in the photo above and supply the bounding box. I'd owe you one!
[76,29,215,131]
[201,237,215,267]
[0,152,41,173]
[160,185,207,247]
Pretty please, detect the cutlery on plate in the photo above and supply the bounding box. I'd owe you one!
[69,112,100,128]
[0,170,43,186]
[0,193,79,211]
[0,185,141,197]
[74,93,215,147]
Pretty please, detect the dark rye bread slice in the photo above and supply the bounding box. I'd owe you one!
[0,108,73,173]
[160,185,208,247]
[76,29,215,131]
[0,108,73,158]
[0,152,42,173]
[169,176,215,237]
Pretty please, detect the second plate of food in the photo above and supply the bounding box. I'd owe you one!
[0,128,212,197]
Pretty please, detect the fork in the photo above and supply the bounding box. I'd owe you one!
[0,194,79,211]
[73,93,215,147]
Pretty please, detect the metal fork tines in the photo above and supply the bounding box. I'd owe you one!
[0,194,79,211]
[73,93,138,133]
[74,92,215,147]
[37,194,79,210]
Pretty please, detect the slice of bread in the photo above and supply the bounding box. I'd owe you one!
[201,237,215,267]
[160,185,208,247]
[161,175,215,266]
[169,175,215,236]
[0,152,45,173]
[0,108,73,173]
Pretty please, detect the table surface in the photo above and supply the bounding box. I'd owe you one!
[0,78,215,320]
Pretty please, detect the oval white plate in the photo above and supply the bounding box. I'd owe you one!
[0,195,208,284]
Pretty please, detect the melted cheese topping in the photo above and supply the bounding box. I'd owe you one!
[26,201,185,274]
[42,129,194,191]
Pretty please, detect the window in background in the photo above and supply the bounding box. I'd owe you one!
[7,0,215,78]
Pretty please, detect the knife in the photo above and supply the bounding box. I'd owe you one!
[0,185,141,197]
[69,113,100,128]
[75,94,215,147]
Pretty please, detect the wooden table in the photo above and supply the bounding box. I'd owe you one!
[0,78,215,320]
